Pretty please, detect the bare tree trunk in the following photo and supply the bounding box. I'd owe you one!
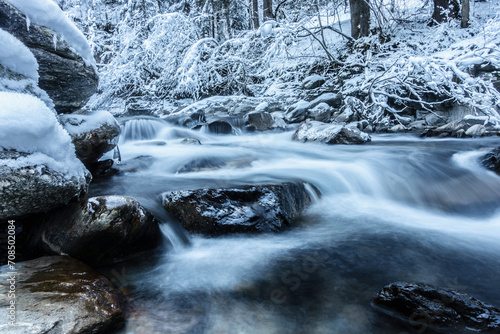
[252,0,259,28]
[349,0,370,39]
[263,0,273,21]
[432,0,460,23]
[461,0,470,28]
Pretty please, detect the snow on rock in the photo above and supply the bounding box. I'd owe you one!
[0,92,81,167]
[0,92,90,219]
[293,120,371,145]
[5,0,95,68]
[0,28,38,81]
[302,75,325,90]
[59,110,120,168]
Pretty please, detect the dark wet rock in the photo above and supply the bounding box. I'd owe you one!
[28,196,162,265]
[181,137,202,145]
[245,111,275,131]
[302,75,326,90]
[293,121,371,145]
[161,182,319,235]
[60,111,121,171]
[481,147,500,175]
[206,120,234,134]
[0,0,98,113]
[372,282,500,333]
[0,150,91,220]
[0,256,125,333]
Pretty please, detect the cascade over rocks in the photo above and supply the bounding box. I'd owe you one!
[293,120,371,145]
[0,150,91,220]
[372,282,500,332]
[28,196,162,265]
[0,0,98,113]
[161,182,319,235]
[0,256,125,334]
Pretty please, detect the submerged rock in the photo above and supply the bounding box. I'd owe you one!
[0,0,98,113]
[28,196,162,265]
[161,182,318,235]
[372,282,500,333]
[292,120,371,145]
[481,147,500,175]
[0,256,125,334]
[0,150,91,220]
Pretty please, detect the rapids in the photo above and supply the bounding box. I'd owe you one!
[91,117,500,334]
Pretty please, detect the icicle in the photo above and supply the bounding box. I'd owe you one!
[53,33,57,51]
[25,16,31,32]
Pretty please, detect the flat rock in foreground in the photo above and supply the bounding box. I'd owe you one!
[0,256,125,334]
[372,282,500,333]
[161,182,318,235]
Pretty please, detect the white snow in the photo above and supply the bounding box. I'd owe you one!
[5,0,95,68]
[103,196,129,210]
[0,92,85,176]
[60,110,118,135]
[0,28,38,81]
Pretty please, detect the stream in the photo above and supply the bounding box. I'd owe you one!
[90,117,500,334]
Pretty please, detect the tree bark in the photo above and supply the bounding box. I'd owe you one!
[432,0,460,23]
[461,0,470,28]
[349,0,370,39]
[252,0,259,28]
[263,0,273,21]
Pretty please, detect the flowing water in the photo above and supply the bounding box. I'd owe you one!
[91,117,500,334]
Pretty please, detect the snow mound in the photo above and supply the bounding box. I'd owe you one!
[0,92,85,175]
[61,110,118,136]
[5,0,95,68]
[0,28,38,81]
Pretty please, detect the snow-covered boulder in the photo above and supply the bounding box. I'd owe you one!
[245,111,276,131]
[482,147,500,175]
[0,92,91,220]
[60,110,120,169]
[292,120,371,145]
[161,182,319,235]
[285,100,310,123]
[0,0,98,113]
[28,196,162,265]
[309,103,333,123]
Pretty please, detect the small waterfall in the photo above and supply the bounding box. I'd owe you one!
[121,117,167,141]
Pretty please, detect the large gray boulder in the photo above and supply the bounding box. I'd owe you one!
[28,196,162,265]
[372,282,500,333]
[0,0,98,113]
[482,146,500,175]
[0,150,91,220]
[292,120,371,145]
[161,182,319,235]
[0,256,125,333]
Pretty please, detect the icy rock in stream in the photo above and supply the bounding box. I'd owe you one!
[28,196,162,265]
[293,120,371,145]
[0,256,125,333]
[481,146,500,175]
[161,182,319,235]
[59,110,120,173]
[372,282,500,333]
